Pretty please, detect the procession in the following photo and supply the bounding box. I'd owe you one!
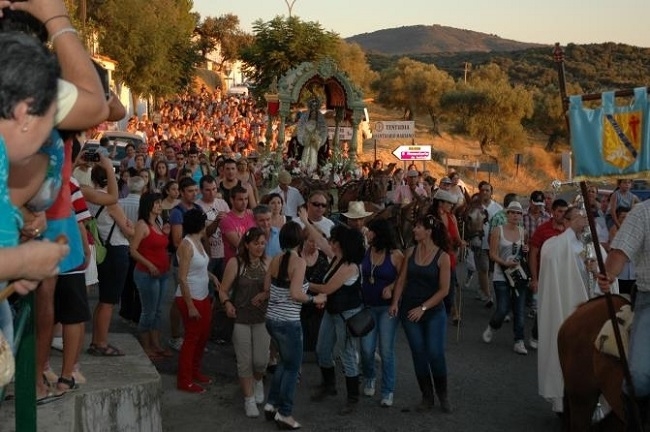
[1,0,649,431]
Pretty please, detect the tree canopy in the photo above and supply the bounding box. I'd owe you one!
[239,15,340,93]
[440,63,533,154]
[93,0,199,99]
[194,14,253,71]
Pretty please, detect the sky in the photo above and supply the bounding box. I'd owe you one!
[192,0,650,47]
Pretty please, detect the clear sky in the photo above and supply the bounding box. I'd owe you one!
[192,0,649,47]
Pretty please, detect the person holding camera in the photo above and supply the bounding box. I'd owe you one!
[482,201,529,355]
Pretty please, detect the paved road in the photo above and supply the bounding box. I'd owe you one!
[110,269,563,432]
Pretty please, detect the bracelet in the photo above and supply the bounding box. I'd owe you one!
[50,27,78,45]
[43,14,70,26]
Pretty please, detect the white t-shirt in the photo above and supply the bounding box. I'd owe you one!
[295,216,335,239]
[197,198,230,259]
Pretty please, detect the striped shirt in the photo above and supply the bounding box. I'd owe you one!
[610,199,650,292]
[266,277,309,322]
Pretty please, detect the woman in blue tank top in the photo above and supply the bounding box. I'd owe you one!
[359,219,403,407]
[390,214,453,414]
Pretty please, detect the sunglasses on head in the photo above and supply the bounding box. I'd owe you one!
[310,202,327,208]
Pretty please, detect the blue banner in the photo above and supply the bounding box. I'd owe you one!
[569,87,650,180]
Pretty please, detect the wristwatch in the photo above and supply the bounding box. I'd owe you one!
[420,304,427,312]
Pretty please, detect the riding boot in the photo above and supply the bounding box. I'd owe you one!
[433,375,453,413]
[624,393,649,432]
[339,376,360,415]
[415,374,435,412]
[311,367,337,401]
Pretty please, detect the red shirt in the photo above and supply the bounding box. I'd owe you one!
[135,225,170,274]
[530,219,564,250]
[220,210,256,263]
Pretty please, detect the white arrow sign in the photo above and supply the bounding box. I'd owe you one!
[392,145,432,161]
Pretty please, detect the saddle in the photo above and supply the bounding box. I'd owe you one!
[594,304,633,359]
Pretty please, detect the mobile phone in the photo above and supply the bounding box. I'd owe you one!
[82,151,100,163]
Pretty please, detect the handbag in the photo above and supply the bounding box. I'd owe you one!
[0,329,14,387]
[344,307,375,337]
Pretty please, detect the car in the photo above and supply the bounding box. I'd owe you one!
[83,131,144,170]
[226,86,249,96]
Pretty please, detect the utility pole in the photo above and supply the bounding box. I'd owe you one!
[463,62,471,83]
[284,0,297,17]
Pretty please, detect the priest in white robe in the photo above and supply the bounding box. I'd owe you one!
[537,206,618,413]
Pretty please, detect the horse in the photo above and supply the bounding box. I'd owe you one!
[459,193,487,250]
[371,193,431,249]
[558,294,630,432]
[337,163,396,213]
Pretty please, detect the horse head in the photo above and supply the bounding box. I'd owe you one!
[461,193,487,247]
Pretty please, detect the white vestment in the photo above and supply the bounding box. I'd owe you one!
[537,229,618,404]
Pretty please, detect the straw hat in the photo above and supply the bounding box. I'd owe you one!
[343,201,373,219]
[278,171,292,185]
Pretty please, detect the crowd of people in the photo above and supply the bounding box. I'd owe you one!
[2,1,650,430]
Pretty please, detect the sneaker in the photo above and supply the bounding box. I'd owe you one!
[529,338,538,350]
[514,340,528,355]
[263,403,277,421]
[245,397,260,417]
[482,325,494,343]
[363,378,376,397]
[527,309,537,319]
[380,393,394,407]
[504,314,511,323]
[254,379,264,404]
[168,337,183,352]
[51,336,64,352]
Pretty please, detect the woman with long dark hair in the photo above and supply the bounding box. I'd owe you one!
[309,225,366,415]
[130,192,171,360]
[218,227,270,418]
[359,218,403,407]
[390,215,453,413]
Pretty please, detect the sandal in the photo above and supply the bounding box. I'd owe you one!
[87,343,125,357]
[36,389,64,405]
[56,376,79,393]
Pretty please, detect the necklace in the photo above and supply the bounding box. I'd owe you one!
[369,249,383,285]
[417,244,436,265]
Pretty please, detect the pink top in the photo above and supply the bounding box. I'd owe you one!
[220,210,256,262]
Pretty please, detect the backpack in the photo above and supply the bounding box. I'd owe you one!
[85,206,116,264]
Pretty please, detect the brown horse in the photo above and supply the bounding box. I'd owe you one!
[370,193,431,249]
[558,294,630,432]
[337,163,396,213]
[458,193,487,249]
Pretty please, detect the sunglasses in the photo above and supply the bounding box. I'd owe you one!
[310,202,327,208]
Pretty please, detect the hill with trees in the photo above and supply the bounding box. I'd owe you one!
[346,24,545,55]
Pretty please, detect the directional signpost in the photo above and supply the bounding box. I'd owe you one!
[392,145,432,161]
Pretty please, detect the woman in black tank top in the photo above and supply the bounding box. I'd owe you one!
[390,214,453,413]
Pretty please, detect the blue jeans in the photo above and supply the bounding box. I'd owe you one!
[133,268,169,333]
[489,280,526,342]
[266,319,303,416]
[0,299,13,353]
[628,292,650,397]
[360,305,399,397]
[316,306,362,377]
[401,306,447,377]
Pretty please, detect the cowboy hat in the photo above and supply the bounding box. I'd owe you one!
[433,189,457,204]
[343,201,373,219]
[278,171,292,185]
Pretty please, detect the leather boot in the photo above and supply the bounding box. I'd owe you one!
[311,367,337,401]
[433,375,453,413]
[339,376,360,415]
[415,374,435,412]
[624,393,649,432]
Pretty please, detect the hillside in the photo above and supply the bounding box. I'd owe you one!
[356,103,564,200]
[346,24,545,56]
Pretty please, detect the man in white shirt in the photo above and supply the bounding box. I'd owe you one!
[392,170,427,205]
[270,170,304,218]
[475,181,502,307]
[295,190,334,238]
[196,175,230,279]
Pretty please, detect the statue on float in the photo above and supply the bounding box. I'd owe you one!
[296,97,327,172]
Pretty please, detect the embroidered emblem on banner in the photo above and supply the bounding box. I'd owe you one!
[602,112,643,169]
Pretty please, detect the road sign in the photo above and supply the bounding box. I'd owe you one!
[445,158,479,168]
[327,126,353,140]
[392,145,432,161]
[373,121,415,139]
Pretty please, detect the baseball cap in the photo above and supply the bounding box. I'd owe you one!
[530,190,545,206]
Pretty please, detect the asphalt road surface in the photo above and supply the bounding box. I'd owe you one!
[109,268,563,432]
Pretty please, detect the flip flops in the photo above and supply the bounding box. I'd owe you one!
[36,389,64,406]
[87,343,125,357]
